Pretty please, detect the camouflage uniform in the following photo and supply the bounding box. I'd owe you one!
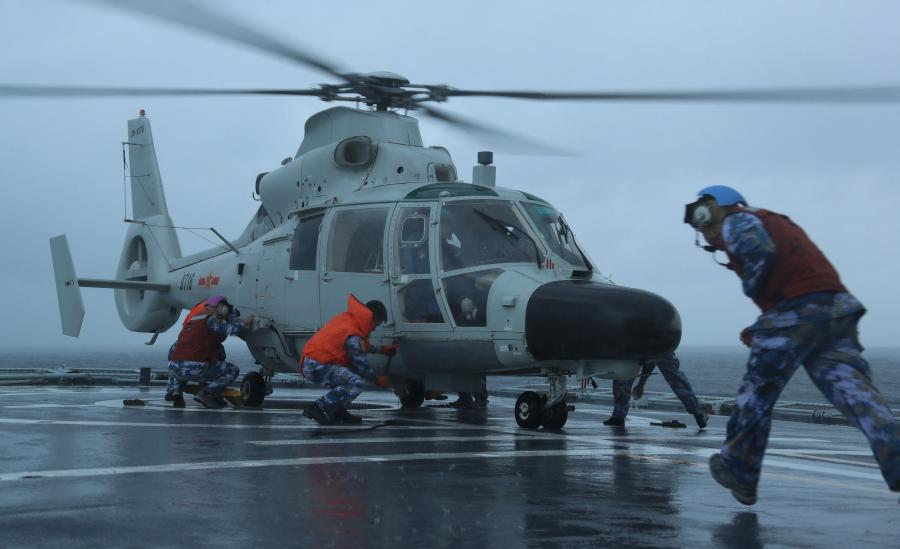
[718,213,900,489]
[165,314,244,396]
[302,335,373,414]
[610,354,703,419]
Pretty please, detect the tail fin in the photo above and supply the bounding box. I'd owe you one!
[114,113,182,333]
[126,113,173,222]
[50,235,85,337]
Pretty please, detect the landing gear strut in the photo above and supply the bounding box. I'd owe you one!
[514,373,573,429]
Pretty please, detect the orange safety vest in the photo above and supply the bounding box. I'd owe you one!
[301,295,374,368]
[183,301,207,326]
[171,301,228,362]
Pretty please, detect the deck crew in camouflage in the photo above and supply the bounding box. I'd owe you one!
[685,185,900,505]
[166,295,253,409]
[602,353,707,428]
[300,296,396,425]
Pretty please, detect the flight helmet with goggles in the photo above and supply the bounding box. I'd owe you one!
[684,185,747,229]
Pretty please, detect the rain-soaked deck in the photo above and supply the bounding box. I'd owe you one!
[0,385,896,547]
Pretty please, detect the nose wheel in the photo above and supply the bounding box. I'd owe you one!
[514,391,544,428]
[514,374,572,429]
[241,371,267,406]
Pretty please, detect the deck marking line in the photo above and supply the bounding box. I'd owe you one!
[248,435,543,446]
[0,448,612,481]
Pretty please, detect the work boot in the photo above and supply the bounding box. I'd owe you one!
[194,390,226,409]
[164,391,186,408]
[694,412,709,429]
[603,416,625,427]
[709,453,757,505]
[303,402,334,426]
[334,408,363,425]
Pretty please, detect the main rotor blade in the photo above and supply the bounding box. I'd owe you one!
[0,84,325,98]
[419,105,571,156]
[440,85,900,103]
[88,0,349,81]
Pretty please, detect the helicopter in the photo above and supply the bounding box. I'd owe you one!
[18,1,900,429]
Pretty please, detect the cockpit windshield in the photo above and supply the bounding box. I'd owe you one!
[440,201,540,271]
[521,202,589,269]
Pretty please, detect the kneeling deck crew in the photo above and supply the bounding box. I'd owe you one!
[300,296,396,425]
[166,295,253,408]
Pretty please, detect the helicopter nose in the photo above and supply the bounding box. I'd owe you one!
[525,280,681,360]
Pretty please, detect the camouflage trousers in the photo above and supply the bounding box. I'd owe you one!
[302,358,365,413]
[165,360,240,396]
[720,314,900,488]
[611,358,702,419]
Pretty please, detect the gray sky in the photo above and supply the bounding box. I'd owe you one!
[1,0,899,351]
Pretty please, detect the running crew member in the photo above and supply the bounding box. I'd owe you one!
[685,185,900,505]
[300,296,396,425]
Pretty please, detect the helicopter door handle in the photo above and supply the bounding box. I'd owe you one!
[321,273,332,282]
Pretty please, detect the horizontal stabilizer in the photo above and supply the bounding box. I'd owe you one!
[49,235,85,337]
[78,279,169,292]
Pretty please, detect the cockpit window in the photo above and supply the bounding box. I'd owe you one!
[521,203,588,269]
[396,207,431,275]
[440,201,540,272]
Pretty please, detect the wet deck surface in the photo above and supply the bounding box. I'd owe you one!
[0,386,897,548]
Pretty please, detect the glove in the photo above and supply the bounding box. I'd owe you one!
[381,344,399,357]
[375,375,391,388]
[739,327,753,348]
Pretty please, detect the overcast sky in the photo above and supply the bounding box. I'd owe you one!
[1,0,899,352]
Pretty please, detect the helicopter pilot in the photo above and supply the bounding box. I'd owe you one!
[165,295,254,408]
[300,295,397,425]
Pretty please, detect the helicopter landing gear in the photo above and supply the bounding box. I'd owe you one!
[541,401,569,430]
[514,391,544,428]
[241,371,267,406]
[514,374,572,429]
[395,378,426,408]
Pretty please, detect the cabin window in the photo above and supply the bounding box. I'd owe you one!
[326,207,389,273]
[289,213,324,270]
[396,207,431,275]
[521,203,589,269]
[398,279,444,323]
[439,201,540,271]
[442,269,502,327]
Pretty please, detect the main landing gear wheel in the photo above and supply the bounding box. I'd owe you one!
[541,401,569,430]
[395,379,426,408]
[515,391,544,429]
[241,371,266,406]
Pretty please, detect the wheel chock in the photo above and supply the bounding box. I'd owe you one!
[123,399,145,406]
[182,384,244,407]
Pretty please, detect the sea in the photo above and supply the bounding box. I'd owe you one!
[1,344,898,408]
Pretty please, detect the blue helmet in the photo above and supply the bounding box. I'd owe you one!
[697,185,747,206]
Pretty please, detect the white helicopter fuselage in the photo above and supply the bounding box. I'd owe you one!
[53,106,681,397]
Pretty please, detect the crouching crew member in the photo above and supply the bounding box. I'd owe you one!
[685,185,900,505]
[166,295,254,409]
[300,296,396,425]
[603,353,708,428]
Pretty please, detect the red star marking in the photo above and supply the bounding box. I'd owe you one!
[198,272,220,288]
